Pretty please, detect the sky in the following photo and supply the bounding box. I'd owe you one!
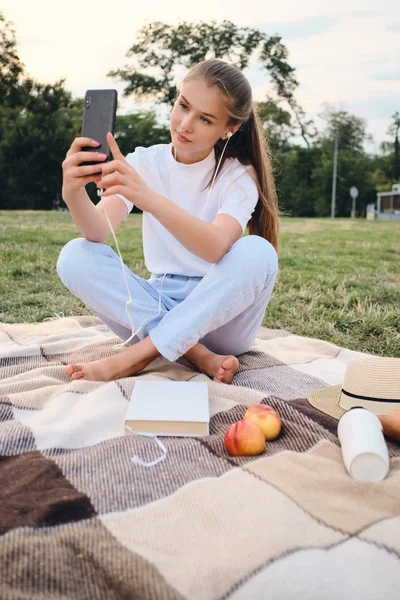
[2,0,399,153]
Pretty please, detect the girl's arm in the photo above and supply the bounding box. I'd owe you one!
[96,134,242,260]
[63,187,127,243]
[149,193,242,263]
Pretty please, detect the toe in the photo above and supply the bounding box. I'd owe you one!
[66,364,82,376]
[71,370,85,380]
[223,356,237,369]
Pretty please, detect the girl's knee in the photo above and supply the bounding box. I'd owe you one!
[232,235,278,275]
[57,238,104,284]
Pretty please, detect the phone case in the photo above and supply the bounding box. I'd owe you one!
[80,89,118,166]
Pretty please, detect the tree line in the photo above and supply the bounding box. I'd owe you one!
[0,13,398,216]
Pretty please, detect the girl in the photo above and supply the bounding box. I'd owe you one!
[58,58,279,383]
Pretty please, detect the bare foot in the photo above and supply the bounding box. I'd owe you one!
[65,336,160,381]
[192,351,239,384]
[211,355,240,384]
[65,354,151,381]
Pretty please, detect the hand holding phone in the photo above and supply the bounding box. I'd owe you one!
[61,89,118,196]
[62,137,109,195]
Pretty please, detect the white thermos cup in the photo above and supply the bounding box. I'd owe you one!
[337,407,390,482]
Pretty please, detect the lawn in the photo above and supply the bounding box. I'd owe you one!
[0,211,399,357]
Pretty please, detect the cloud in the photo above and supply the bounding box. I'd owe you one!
[371,72,400,81]
[386,22,400,32]
[350,90,400,120]
[347,10,383,18]
[259,16,341,41]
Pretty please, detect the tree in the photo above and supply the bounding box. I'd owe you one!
[0,12,24,107]
[115,111,170,156]
[256,96,293,155]
[311,106,375,216]
[317,104,372,153]
[370,141,396,193]
[0,82,172,209]
[0,13,77,209]
[0,10,174,209]
[0,79,82,210]
[107,20,313,147]
[388,111,400,183]
[275,146,321,216]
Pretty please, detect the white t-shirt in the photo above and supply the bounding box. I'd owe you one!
[116,142,259,276]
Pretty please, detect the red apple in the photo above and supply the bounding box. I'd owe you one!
[224,420,265,456]
[244,403,282,441]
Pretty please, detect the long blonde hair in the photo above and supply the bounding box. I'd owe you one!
[180,59,279,251]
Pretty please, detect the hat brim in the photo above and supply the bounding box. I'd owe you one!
[308,384,400,420]
[307,385,345,420]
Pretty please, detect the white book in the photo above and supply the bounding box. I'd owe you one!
[125,381,210,437]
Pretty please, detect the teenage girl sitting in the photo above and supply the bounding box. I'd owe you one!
[57,59,279,383]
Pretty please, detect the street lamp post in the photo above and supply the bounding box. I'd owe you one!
[331,133,339,218]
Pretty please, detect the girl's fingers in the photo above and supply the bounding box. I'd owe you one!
[76,175,101,187]
[66,137,100,158]
[101,159,127,177]
[99,172,126,188]
[73,151,108,165]
[74,164,104,177]
[106,132,124,160]
[100,185,124,197]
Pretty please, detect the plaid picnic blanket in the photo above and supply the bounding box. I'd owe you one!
[0,316,399,600]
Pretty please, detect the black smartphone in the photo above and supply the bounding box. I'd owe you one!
[80,89,118,170]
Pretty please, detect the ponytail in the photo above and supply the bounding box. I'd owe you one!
[183,60,280,252]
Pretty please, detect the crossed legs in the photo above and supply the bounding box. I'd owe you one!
[57,236,278,383]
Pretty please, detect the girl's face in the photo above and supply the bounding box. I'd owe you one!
[170,78,235,164]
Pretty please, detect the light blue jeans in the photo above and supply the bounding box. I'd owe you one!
[56,235,278,362]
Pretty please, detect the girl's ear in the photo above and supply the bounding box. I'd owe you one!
[222,125,241,140]
[227,124,242,139]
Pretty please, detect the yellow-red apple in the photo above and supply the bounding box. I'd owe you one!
[378,409,400,441]
[244,403,282,441]
[224,420,265,456]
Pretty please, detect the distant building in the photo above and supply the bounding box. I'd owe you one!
[375,184,400,221]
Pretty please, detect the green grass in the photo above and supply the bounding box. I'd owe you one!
[1,211,399,357]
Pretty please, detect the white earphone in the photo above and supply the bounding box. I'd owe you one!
[226,132,233,139]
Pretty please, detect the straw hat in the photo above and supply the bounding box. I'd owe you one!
[307,355,400,420]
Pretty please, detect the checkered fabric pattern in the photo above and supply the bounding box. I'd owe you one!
[0,316,399,599]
